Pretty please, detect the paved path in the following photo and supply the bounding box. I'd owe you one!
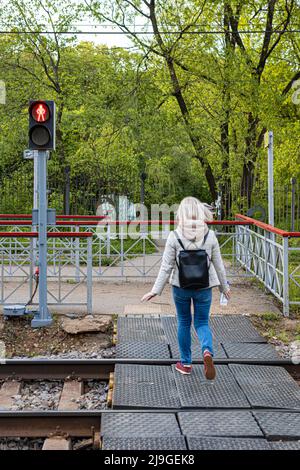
[0,251,281,316]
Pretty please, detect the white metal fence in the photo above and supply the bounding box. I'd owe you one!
[0,217,299,315]
[235,215,300,316]
[0,232,93,313]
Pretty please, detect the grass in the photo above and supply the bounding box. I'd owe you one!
[251,309,300,345]
[260,311,281,322]
[276,331,290,344]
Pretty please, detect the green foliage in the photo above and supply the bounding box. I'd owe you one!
[0,0,299,218]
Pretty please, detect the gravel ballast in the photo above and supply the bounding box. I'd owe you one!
[11,380,63,411]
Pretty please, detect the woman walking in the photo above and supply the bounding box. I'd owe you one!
[141,197,230,380]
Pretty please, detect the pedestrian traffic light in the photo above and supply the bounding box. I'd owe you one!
[29,100,56,150]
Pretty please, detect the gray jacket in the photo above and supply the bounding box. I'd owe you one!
[151,229,229,295]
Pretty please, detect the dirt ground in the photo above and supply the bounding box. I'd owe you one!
[0,315,113,358]
[1,253,299,357]
[105,278,282,317]
[1,275,299,358]
[0,277,282,317]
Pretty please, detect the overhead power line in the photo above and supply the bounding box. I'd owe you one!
[0,29,300,35]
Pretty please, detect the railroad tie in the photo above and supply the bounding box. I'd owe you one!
[42,436,72,451]
[112,322,117,346]
[58,379,83,411]
[0,380,22,409]
[107,372,114,408]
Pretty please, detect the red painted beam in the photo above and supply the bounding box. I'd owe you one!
[0,232,93,238]
[0,221,103,226]
[0,214,106,220]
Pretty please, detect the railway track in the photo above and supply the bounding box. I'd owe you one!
[1,315,300,450]
[0,358,299,450]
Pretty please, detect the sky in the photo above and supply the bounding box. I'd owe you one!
[71,23,135,49]
[1,0,139,49]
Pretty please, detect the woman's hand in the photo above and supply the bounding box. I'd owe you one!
[224,289,231,300]
[141,292,157,302]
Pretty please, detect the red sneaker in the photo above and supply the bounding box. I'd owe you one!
[175,362,192,375]
[203,350,216,380]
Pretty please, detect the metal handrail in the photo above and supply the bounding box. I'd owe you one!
[236,213,300,237]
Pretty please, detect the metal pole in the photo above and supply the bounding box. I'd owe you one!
[33,151,39,210]
[291,177,296,232]
[266,131,276,277]
[282,236,289,317]
[32,150,39,265]
[268,131,274,226]
[31,150,52,327]
[140,172,147,233]
[75,225,80,283]
[87,237,93,314]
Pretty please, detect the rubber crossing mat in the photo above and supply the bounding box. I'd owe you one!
[113,364,181,409]
[178,411,263,437]
[270,441,300,450]
[210,315,266,343]
[116,342,171,359]
[161,316,199,344]
[161,316,227,359]
[187,436,271,450]
[117,317,167,343]
[102,436,187,450]
[101,412,182,437]
[222,342,279,360]
[169,341,227,360]
[173,365,250,409]
[253,411,300,439]
[229,364,300,410]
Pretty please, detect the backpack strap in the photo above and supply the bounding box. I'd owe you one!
[202,229,210,246]
[174,230,185,250]
[174,230,184,270]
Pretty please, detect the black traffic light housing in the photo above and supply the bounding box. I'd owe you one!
[29,100,56,151]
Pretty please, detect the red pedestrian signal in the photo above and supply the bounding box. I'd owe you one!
[31,102,50,123]
[28,100,56,150]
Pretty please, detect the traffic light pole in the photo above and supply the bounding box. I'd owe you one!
[31,150,52,327]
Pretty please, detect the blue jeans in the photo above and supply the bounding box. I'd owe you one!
[172,285,213,365]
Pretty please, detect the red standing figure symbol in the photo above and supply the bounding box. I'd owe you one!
[36,104,46,122]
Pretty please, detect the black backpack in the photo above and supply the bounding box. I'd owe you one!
[175,230,211,289]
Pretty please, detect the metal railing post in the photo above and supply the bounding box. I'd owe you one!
[107,224,111,257]
[120,225,124,277]
[142,226,146,276]
[29,238,34,300]
[1,251,4,303]
[245,224,251,271]
[282,236,290,317]
[75,226,80,283]
[264,229,269,289]
[87,237,93,314]
[234,225,238,263]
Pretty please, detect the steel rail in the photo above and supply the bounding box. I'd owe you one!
[0,408,300,438]
[0,359,299,439]
[0,358,298,380]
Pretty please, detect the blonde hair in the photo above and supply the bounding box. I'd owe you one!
[176,197,213,224]
[176,197,213,240]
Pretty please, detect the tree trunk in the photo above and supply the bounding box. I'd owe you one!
[220,113,231,217]
[149,1,217,201]
[220,2,233,218]
[166,57,217,201]
[240,113,259,207]
[55,102,70,214]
